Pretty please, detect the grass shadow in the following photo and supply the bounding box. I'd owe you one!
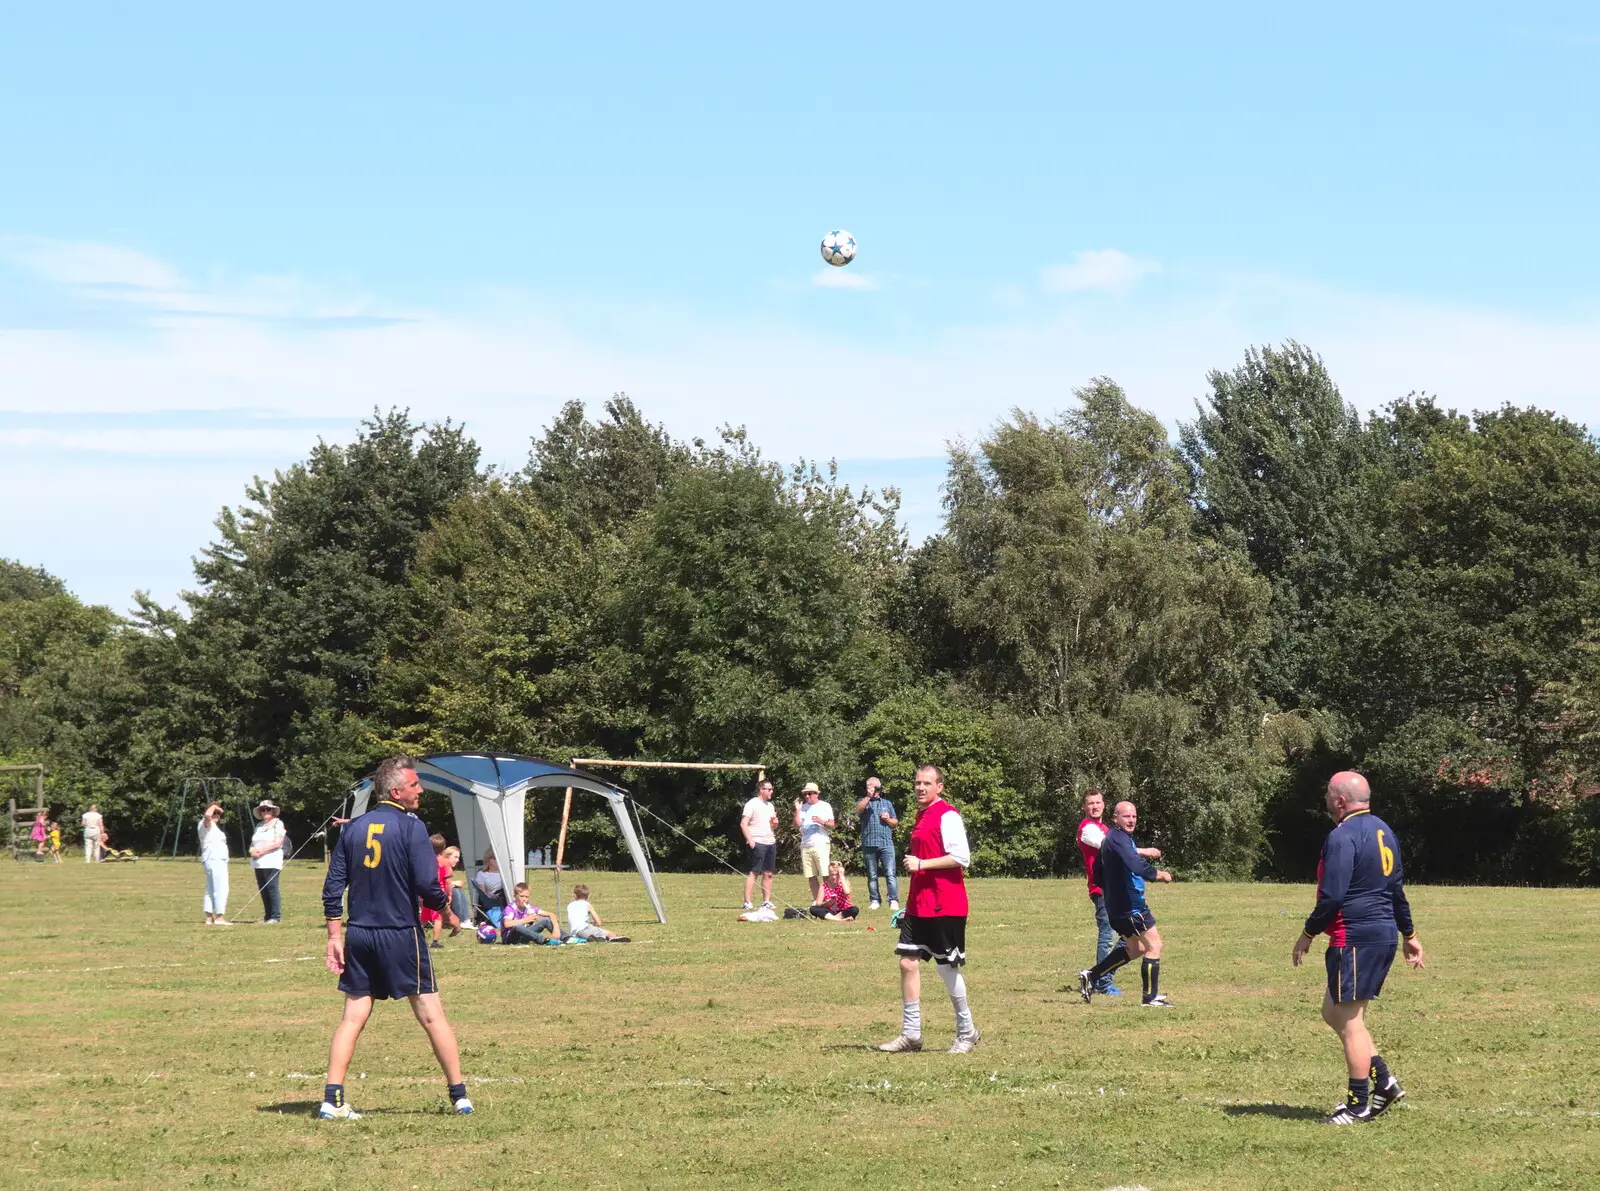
[1222,1103,1326,1121]
[820,1042,883,1052]
[257,1101,433,1117]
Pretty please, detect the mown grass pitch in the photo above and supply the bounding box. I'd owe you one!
[2,860,1597,1191]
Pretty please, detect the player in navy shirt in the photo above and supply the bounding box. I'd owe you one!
[1293,771,1426,1124]
[318,755,471,1120]
[1077,800,1173,1006]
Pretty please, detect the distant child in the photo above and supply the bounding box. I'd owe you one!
[441,846,470,927]
[809,860,859,920]
[500,882,563,946]
[420,834,449,949]
[566,884,630,943]
[31,811,48,857]
[48,819,62,862]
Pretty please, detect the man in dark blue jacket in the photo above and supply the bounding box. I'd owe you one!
[317,755,470,1120]
[1293,771,1425,1124]
[1077,800,1173,1006]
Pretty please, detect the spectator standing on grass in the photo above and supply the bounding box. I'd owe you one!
[879,764,981,1055]
[250,800,287,924]
[48,818,62,862]
[794,782,836,904]
[80,803,103,863]
[740,779,779,911]
[419,834,452,949]
[318,754,468,1120]
[1292,770,1424,1126]
[199,801,232,926]
[855,776,899,911]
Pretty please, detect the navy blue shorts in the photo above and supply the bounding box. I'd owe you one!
[1109,908,1156,938]
[339,924,437,1000]
[1324,944,1395,1004]
[747,842,776,874]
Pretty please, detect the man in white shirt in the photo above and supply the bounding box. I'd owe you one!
[740,779,779,911]
[793,782,836,904]
[81,804,103,863]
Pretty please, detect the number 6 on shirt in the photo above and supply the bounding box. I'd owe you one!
[364,823,385,869]
[1377,829,1394,877]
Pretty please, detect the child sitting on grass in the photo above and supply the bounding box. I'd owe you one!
[809,861,859,920]
[565,884,630,943]
[500,882,564,946]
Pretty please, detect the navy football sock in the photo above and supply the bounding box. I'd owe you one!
[1347,1077,1370,1110]
[1142,958,1161,1000]
[1088,942,1131,982]
[1369,1054,1391,1087]
[448,1082,467,1103]
[324,1083,344,1108]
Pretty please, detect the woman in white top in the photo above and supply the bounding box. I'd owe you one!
[249,800,287,924]
[198,802,232,925]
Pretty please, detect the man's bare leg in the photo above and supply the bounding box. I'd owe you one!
[1322,994,1375,1078]
[744,871,757,904]
[326,995,373,1085]
[408,992,464,1085]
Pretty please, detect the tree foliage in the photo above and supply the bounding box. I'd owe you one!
[7,351,1600,884]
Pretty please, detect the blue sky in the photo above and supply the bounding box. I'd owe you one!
[3,2,1598,610]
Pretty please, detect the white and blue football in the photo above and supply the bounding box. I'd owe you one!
[820,230,857,267]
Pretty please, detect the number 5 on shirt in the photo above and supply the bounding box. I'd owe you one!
[364,823,385,869]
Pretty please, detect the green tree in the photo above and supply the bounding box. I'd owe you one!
[1179,342,1370,709]
[919,380,1276,874]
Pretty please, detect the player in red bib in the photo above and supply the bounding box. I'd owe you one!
[878,765,980,1055]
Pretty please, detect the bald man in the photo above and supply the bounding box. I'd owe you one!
[1077,800,1173,1006]
[1292,771,1425,1125]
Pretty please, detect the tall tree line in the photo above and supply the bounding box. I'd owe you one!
[4,348,1598,882]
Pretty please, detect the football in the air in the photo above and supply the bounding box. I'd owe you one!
[820,230,857,267]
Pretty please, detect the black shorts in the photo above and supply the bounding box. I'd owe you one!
[1109,908,1156,938]
[338,924,437,1000]
[895,914,967,967]
[747,842,776,874]
[1325,944,1395,1004]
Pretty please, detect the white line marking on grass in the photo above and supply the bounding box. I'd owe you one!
[6,956,319,976]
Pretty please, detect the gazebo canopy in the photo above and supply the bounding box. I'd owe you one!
[347,753,665,923]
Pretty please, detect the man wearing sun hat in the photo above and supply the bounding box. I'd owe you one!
[793,782,836,904]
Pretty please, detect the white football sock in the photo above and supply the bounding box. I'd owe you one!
[938,964,974,1035]
[902,999,921,1039]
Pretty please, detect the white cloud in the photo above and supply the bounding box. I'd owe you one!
[2,235,183,292]
[1040,248,1159,295]
[811,267,877,289]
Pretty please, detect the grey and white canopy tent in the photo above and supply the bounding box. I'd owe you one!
[346,753,665,924]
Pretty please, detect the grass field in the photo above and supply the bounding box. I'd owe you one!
[3,859,1597,1191]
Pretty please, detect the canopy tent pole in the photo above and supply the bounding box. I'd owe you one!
[554,785,574,906]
